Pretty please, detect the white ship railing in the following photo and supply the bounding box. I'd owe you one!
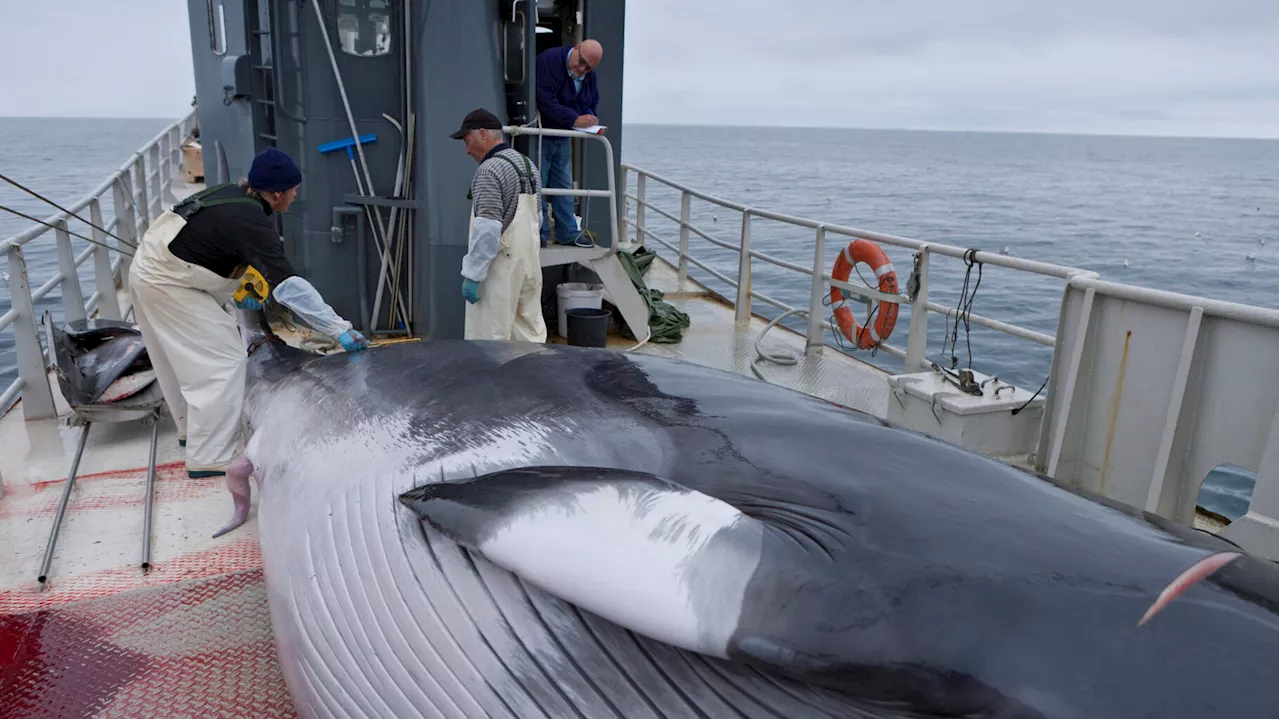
[0,109,198,418]
[619,163,1279,560]
[618,163,1094,367]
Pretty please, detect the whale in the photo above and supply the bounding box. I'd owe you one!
[226,308,1278,719]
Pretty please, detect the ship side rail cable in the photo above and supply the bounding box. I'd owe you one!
[939,248,983,370]
[0,172,136,249]
[0,205,135,257]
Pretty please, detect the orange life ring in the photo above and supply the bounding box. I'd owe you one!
[829,239,899,349]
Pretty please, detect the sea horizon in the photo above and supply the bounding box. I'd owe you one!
[1,114,1276,143]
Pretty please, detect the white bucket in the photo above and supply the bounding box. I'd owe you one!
[557,282,604,339]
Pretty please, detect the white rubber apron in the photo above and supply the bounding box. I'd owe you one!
[464,177,548,343]
[128,209,247,475]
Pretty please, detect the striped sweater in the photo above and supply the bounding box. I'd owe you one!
[470,144,544,231]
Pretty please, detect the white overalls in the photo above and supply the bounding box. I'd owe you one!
[127,198,252,477]
[464,154,548,343]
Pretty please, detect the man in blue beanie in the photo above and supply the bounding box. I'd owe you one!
[129,146,367,536]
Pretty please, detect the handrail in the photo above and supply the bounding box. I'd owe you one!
[504,125,619,251]
[617,161,1278,382]
[620,164,1085,281]
[1069,275,1280,325]
[1,108,197,418]
[1,110,195,252]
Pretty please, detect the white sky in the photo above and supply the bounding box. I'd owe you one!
[0,0,1275,138]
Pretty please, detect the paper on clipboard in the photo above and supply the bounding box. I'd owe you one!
[575,125,607,134]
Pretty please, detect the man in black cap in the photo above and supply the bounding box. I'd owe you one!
[450,109,547,343]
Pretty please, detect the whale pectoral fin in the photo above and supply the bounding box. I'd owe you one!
[212,456,254,539]
[397,466,766,660]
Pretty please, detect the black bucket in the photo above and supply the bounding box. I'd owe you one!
[566,307,610,348]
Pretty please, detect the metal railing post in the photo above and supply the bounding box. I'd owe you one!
[904,246,932,372]
[6,246,57,419]
[634,173,646,247]
[618,164,629,242]
[170,126,181,175]
[148,144,163,217]
[678,191,691,286]
[54,220,87,323]
[735,209,753,323]
[89,198,122,320]
[134,156,151,234]
[159,133,172,202]
[806,225,828,355]
[113,174,138,288]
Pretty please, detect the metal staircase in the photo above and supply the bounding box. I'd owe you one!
[508,125,653,344]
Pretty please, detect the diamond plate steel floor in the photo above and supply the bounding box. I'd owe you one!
[0,569,295,719]
[551,255,892,418]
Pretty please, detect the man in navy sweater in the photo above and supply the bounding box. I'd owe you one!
[534,39,603,247]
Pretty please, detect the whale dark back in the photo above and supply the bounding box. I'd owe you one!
[247,338,1279,718]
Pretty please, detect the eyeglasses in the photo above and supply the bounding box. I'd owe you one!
[572,44,595,73]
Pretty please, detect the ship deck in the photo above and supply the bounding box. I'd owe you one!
[0,182,896,716]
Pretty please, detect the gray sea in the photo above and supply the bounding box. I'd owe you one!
[1,118,1276,516]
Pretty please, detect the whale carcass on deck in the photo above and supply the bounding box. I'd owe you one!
[229,309,1278,719]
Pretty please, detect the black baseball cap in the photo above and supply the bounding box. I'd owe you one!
[449,108,503,139]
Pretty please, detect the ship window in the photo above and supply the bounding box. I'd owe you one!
[337,0,393,58]
[208,0,227,56]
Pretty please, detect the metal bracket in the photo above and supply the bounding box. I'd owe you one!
[342,194,419,210]
[932,361,983,397]
[892,386,907,410]
[839,287,874,309]
[906,251,922,302]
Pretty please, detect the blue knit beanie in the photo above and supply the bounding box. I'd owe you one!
[247,147,302,192]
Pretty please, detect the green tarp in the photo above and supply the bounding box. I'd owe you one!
[612,247,690,344]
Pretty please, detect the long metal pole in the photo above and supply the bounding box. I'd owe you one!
[140,418,160,573]
[308,0,403,318]
[307,0,407,330]
[38,422,92,584]
[391,112,416,329]
[370,113,404,332]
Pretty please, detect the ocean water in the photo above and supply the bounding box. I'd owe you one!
[620,125,1279,390]
[2,119,1277,385]
[0,117,173,393]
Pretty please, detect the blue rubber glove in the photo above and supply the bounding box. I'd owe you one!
[338,329,370,352]
[461,278,481,304]
[235,295,264,310]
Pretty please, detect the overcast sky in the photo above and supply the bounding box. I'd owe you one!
[0,0,1275,138]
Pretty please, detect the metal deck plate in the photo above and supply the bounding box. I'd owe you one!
[1,365,287,717]
[592,257,892,417]
[0,569,295,719]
